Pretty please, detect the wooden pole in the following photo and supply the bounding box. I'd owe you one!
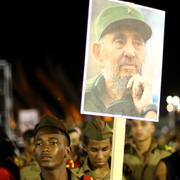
[110,118,126,180]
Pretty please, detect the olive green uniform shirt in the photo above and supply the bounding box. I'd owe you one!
[71,157,110,180]
[123,141,172,180]
[84,74,141,116]
[39,169,79,180]
[20,161,80,180]
[20,161,40,180]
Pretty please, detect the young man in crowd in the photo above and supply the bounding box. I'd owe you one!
[72,118,113,180]
[33,115,80,180]
[123,120,172,180]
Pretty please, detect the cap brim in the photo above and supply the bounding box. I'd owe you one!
[101,19,152,42]
[34,125,71,146]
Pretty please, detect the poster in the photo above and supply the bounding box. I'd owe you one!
[81,0,165,122]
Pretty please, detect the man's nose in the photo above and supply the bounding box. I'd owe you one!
[41,144,49,152]
[123,41,135,58]
[97,151,104,159]
[136,125,143,131]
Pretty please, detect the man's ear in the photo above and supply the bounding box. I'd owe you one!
[64,146,71,159]
[92,42,103,62]
[151,122,155,134]
[83,145,88,153]
[33,147,37,160]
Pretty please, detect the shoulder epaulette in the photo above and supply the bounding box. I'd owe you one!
[156,144,174,152]
[82,175,95,180]
[164,144,174,152]
[86,76,98,92]
[66,159,81,169]
[124,143,135,154]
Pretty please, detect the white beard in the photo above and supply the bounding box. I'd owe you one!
[111,76,131,96]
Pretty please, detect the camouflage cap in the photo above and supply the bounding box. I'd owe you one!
[34,115,70,145]
[84,119,113,140]
[95,4,152,41]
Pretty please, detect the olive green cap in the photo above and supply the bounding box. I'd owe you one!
[34,115,70,145]
[84,119,113,140]
[95,4,152,41]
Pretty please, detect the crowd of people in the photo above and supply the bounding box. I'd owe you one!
[1,114,180,180]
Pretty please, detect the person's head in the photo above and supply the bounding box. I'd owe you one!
[33,115,71,170]
[83,119,112,169]
[67,127,83,161]
[92,4,152,91]
[0,139,15,162]
[68,127,82,147]
[129,120,155,143]
[22,129,34,154]
[0,127,15,162]
[0,126,9,139]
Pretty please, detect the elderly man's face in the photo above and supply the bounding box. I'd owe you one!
[94,27,146,91]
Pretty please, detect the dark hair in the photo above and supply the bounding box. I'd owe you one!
[23,129,34,142]
[0,128,20,180]
[0,126,9,139]
[0,138,15,162]
[0,139,20,180]
[0,126,15,162]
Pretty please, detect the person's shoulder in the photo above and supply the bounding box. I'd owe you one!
[66,159,82,170]
[0,167,13,178]
[156,144,173,152]
[81,175,96,180]
[20,161,40,180]
[86,76,99,92]
[21,164,39,173]
[154,160,167,180]
[123,163,133,179]
[70,168,95,180]
[69,158,86,172]
[69,158,90,178]
[86,74,104,91]
[153,143,173,157]
[70,172,95,180]
[162,150,180,161]
[124,143,135,154]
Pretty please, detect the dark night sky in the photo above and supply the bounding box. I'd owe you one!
[0,1,178,116]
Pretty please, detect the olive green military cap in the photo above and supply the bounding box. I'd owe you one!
[84,119,113,140]
[34,115,70,145]
[95,4,152,41]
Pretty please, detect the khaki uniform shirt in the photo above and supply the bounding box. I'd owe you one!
[39,169,80,180]
[20,161,40,180]
[20,160,82,180]
[20,161,80,180]
[123,142,172,180]
[85,74,141,116]
[71,157,110,180]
